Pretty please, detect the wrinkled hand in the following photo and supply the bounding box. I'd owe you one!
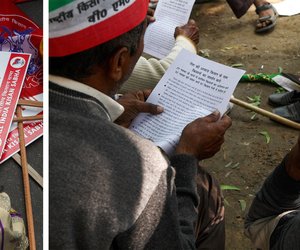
[174,19,199,45]
[115,89,164,128]
[175,111,232,160]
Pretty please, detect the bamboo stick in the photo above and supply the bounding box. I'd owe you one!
[16,106,36,250]
[12,153,43,188]
[230,97,300,130]
[17,99,43,108]
[13,114,43,123]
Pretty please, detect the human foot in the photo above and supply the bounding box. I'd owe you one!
[254,1,278,33]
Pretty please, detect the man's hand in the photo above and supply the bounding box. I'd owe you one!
[175,111,232,160]
[174,19,199,45]
[115,89,164,128]
[147,7,155,25]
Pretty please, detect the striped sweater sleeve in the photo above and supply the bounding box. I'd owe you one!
[120,35,197,93]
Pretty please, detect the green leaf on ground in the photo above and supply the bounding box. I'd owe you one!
[199,49,210,58]
[247,95,261,106]
[275,87,286,94]
[225,161,233,168]
[231,63,244,68]
[259,131,271,144]
[231,162,240,169]
[250,113,257,120]
[221,185,240,191]
[224,198,230,206]
[239,199,246,211]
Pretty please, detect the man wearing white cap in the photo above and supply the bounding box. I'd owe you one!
[49,0,231,249]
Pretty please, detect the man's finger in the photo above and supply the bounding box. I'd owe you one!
[136,90,146,101]
[147,8,155,16]
[220,114,232,130]
[142,89,153,99]
[202,111,221,122]
[188,19,196,25]
[138,103,164,114]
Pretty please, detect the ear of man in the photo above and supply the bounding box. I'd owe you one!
[108,47,131,82]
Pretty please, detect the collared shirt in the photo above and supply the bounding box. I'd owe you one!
[49,75,124,121]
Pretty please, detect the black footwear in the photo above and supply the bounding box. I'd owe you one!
[268,90,300,107]
[273,101,300,123]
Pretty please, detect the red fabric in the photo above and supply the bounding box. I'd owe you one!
[13,0,34,3]
[2,0,39,15]
[49,0,148,57]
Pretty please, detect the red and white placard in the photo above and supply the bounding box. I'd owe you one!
[0,51,31,158]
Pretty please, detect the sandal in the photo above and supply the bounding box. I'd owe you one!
[255,3,278,33]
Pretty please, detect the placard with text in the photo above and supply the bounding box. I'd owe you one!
[0,51,31,158]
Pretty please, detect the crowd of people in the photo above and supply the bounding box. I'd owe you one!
[48,0,299,249]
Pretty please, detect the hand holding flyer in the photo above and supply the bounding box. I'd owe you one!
[144,0,195,58]
[130,49,245,155]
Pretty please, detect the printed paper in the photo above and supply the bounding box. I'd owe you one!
[130,49,245,155]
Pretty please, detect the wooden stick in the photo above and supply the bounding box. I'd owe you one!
[230,97,300,130]
[16,106,36,250]
[12,153,43,188]
[18,99,43,108]
[13,114,43,123]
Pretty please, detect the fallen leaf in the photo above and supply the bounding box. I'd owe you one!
[225,171,232,178]
[251,113,257,120]
[224,198,230,206]
[224,161,233,168]
[275,87,286,94]
[259,131,271,144]
[221,185,240,191]
[199,49,210,58]
[231,162,240,169]
[239,199,246,211]
[247,95,261,106]
[231,63,244,68]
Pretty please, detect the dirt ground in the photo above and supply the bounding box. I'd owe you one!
[190,0,300,249]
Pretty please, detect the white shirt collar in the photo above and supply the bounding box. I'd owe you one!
[49,75,124,121]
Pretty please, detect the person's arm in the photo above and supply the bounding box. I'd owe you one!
[169,154,200,249]
[245,133,300,249]
[112,154,199,249]
[114,112,231,249]
[246,134,300,222]
[120,20,199,93]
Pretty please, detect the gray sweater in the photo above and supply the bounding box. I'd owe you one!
[49,82,199,249]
